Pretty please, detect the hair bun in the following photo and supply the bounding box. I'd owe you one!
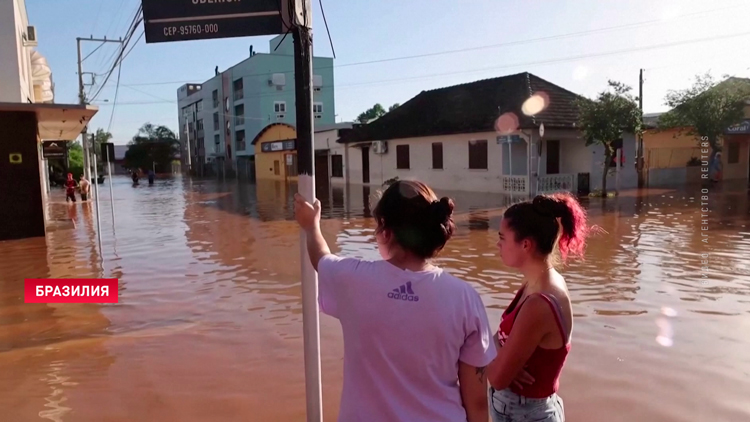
[430,197,454,222]
[532,195,564,218]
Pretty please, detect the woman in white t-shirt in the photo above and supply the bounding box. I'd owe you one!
[294,180,497,422]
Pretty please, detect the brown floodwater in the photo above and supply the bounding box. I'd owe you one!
[1,176,749,422]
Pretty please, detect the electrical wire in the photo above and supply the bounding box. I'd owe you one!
[107,59,123,132]
[89,5,143,102]
[117,2,750,88]
[81,41,107,62]
[104,29,750,102]
[318,0,335,58]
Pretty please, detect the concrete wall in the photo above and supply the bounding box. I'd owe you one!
[0,111,45,241]
[723,136,750,181]
[254,124,297,181]
[644,127,749,184]
[589,132,638,191]
[0,0,33,103]
[327,129,593,194]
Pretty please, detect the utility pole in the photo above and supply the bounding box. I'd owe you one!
[292,9,323,422]
[77,36,124,181]
[637,68,645,188]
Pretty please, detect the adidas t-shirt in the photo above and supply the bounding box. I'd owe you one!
[317,254,497,422]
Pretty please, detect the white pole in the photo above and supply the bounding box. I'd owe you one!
[185,120,192,173]
[508,141,513,180]
[106,147,115,223]
[92,152,102,251]
[293,14,323,421]
[616,147,621,194]
[527,134,533,196]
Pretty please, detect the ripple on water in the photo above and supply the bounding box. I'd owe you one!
[0,178,749,421]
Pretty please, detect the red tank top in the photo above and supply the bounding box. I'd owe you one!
[498,286,571,398]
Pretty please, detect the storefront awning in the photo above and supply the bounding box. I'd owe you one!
[0,102,98,140]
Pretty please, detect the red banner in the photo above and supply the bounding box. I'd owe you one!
[24,279,119,303]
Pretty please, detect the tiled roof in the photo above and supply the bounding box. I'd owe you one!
[339,72,586,143]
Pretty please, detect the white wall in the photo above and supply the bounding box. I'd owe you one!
[329,129,599,194]
[0,0,32,103]
[354,132,511,193]
[589,132,638,191]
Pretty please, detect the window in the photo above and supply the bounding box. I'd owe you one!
[396,144,410,169]
[197,137,204,154]
[608,139,624,167]
[236,130,246,151]
[546,140,560,174]
[431,142,443,169]
[313,102,323,114]
[274,101,286,113]
[213,112,219,130]
[468,140,488,169]
[212,90,219,108]
[214,134,220,145]
[234,104,244,126]
[196,100,203,111]
[331,155,343,177]
[233,78,243,100]
[727,141,740,164]
[196,119,204,131]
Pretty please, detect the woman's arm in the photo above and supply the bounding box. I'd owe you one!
[458,361,488,422]
[294,193,332,270]
[487,295,551,390]
[303,224,331,271]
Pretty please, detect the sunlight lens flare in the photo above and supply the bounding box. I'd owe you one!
[521,92,550,116]
[495,112,519,134]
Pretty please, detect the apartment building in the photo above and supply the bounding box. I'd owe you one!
[176,34,335,178]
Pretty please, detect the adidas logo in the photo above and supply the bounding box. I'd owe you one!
[386,281,419,302]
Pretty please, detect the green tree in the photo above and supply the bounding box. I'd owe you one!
[574,80,642,196]
[92,128,113,146]
[355,103,400,123]
[658,74,750,162]
[68,142,84,168]
[124,123,179,173]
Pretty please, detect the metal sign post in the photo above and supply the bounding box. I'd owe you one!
[140,1,322,420]
[92,149,102,252]
[105,146,116,223]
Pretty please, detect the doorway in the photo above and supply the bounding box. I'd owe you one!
[315,150,330,194]
[361,146,370,184]
[546,140,560,174]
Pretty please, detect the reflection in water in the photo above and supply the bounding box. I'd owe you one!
[0,176,749,421]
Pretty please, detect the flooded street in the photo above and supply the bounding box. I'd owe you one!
[1,176,749,422]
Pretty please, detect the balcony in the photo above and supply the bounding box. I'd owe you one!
[501,176,528,194]
[537,174,575,194]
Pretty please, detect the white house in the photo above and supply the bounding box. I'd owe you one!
[332,72,636,196]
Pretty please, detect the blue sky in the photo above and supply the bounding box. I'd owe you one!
[26,0,750,145]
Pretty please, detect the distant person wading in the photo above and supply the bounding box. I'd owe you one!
[64,173,78,203]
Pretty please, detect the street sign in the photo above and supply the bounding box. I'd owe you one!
[141,0,289,43]
[101,142,116,163]
[725,119,750,135]
[42,141,67,159]
[497,135,523,144]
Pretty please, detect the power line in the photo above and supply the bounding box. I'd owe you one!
[100,29,750,106]
[117,2,749,88]
[89,5,143,101]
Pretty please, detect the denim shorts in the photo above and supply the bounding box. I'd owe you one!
[488,386,565,422]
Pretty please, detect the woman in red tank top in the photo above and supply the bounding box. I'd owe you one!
[486,193,591,422]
